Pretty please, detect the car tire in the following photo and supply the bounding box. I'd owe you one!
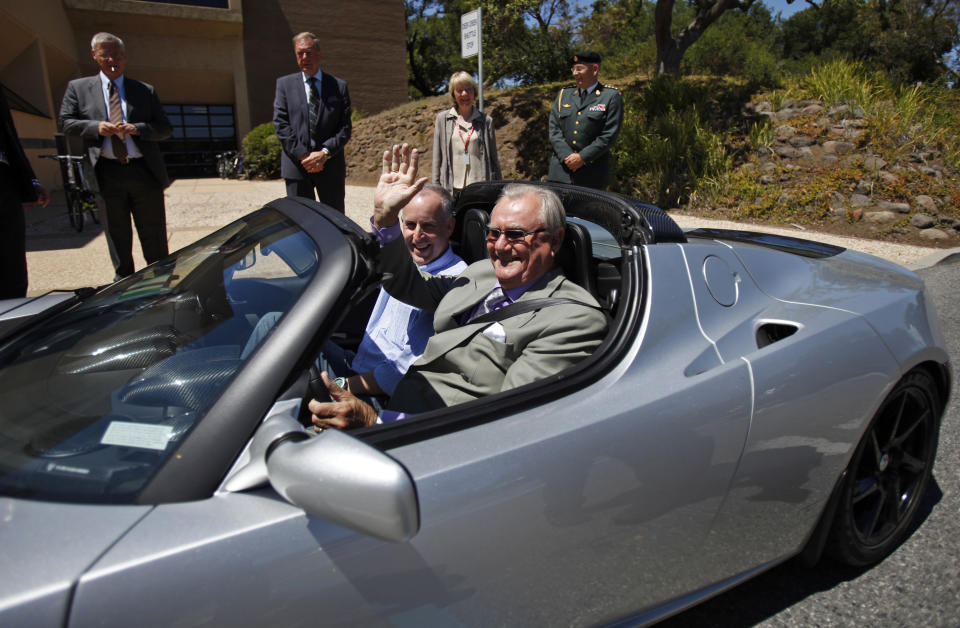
[826,369,941,566]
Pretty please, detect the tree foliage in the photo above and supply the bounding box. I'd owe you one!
[404,0,581,98]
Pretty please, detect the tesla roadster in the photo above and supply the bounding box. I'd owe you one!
[0,181,950,626]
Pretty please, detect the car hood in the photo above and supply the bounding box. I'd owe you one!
[0,497,150,627]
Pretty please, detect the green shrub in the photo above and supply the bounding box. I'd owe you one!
[242,122,282,179]
[611,77,731,207]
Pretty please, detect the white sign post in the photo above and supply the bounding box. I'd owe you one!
[460,8,483,111]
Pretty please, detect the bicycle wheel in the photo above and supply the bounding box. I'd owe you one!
[82,192,100,225]
[66,188,84,232]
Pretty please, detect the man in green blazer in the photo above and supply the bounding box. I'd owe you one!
[548,51,623,190]
[310,144,608,429]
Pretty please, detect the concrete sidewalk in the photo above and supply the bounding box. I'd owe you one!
[24,178,944,297]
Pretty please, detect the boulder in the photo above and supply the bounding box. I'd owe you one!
[914,195,938,213]
[863,210,898,223]
[877,201,911,214]
[909,213,936,229]
[822,140,856,155]
[919,228,950,241]
[849,193,872,207]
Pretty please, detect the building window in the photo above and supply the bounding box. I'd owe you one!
[134,0,229,8]
[162,104,236,178]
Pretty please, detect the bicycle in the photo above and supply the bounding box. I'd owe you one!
[216,150,245,179]
[40,153,100,232]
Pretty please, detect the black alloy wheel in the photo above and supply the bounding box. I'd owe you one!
[827,369,941,566]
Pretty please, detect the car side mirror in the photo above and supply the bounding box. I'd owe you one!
[266,428,421,543]
[222,405,419,543]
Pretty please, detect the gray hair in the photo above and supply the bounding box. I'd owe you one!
[292,32,321,50]
[421,183,454,219]
[498,184,566,234]
[448,71,478,104]
[91,32,124,51]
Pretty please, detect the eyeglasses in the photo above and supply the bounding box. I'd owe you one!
[485,227,547,242]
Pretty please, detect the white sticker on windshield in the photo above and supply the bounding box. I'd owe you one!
[101,422,174,451]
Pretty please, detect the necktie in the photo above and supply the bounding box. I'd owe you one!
[307,77,320,131]
[579,88,586,101]
[469,287,506,322]
[109,81,128,163]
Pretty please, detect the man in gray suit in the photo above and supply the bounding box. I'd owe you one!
[273,32,352,211]
[310,144,608,429]
[60,32,172,279]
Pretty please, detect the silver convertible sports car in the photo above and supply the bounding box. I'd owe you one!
[0,182,951,627]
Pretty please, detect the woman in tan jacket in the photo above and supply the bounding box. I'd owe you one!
[431,71,501,193]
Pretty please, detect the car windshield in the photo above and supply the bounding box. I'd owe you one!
[0,208,320,503]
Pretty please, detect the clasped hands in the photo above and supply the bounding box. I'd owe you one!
[98,121,138,138]
[564,152,586,172]
[301,150,329,173]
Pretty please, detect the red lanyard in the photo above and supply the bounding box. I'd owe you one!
[458,123,475,153]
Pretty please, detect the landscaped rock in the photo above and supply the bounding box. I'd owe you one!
[854,181,873,195]
[801,104,824,115]
[789,136,815,147]
[878,171,901,185]
[862,155,887,170]
[915,195,938,213]
[877,201,911,213]
[910,213,936,229]
[828,104,850,116]
[759,175,777,185]
[863,210,898,223]
[849,193,872,207]
[842,118,868,128]
[849,208,864,221]
[919,228,950,241]
[920,166,943,179]
[938,216,960,229]
[822,140,856,155]
[776,125,795,140]
[818,155,839,165]
[775,145,800,158]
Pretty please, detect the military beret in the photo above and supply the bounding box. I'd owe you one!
[571,51,601,65]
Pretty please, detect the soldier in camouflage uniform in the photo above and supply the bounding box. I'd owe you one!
[547,51,623,190]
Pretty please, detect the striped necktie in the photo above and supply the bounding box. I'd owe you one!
[307,77,320,131]
[109,81,128,163]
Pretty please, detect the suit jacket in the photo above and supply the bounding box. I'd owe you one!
[548,83,623,190]
[58,75,172,189]
[272,71,351,181]
[378,237,608,413]
[0,83,38,207]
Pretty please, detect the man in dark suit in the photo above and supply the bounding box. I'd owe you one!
[1,83,49,298]
[548,51,623,190]
[59,32,173,279]
[273,32,352,211]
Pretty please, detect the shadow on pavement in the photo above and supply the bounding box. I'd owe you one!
[25,189,102,251]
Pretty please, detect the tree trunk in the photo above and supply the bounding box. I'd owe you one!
[654,0,756,75]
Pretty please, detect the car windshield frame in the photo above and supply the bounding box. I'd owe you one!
[0,199,366,505]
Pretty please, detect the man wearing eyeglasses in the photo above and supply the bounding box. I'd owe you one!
[309,143,607,429]
[59,32,172,280]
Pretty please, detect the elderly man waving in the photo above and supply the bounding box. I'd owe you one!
[310,144,608,429]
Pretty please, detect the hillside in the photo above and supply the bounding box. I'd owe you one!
[344,80,960,248]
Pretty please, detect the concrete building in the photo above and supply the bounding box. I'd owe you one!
[1,0,407,188]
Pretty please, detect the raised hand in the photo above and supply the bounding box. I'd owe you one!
[373,143,428,228]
